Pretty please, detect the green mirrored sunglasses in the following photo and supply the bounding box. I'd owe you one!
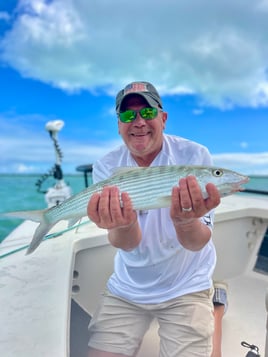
[119,107,159,123]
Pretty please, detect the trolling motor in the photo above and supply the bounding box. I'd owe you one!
[35,120,72,208]
[241,341,261,356]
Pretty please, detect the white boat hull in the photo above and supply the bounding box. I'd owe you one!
[1,193,268,357]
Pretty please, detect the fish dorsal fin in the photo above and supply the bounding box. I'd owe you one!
[111,167,144,176]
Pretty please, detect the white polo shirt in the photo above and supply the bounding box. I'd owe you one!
[93,134,216,304]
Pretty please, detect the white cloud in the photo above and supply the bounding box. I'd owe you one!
[192,109,204,116]
[1,112,267,175]
[212,152,268,174]
[239,142,249,149]
[16,163,36,173]
[0,114,122,173]
[1,113,267,174]
[65,140,121,160]
[0,12,10,21]
[1,1,268,175]
[1,0,268,107]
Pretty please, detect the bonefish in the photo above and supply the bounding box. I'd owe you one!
[2,165,249,255]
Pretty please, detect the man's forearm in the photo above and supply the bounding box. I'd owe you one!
[173,218,212,251]
[108,219,142,251]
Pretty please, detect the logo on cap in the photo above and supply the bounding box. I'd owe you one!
[124,82,149,95]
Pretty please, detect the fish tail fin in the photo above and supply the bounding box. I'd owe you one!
[1,209,54,255]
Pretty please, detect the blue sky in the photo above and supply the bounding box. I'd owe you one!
[1,0,268,175]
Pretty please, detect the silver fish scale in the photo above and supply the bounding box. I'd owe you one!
[44,165,247,223]
[44,166,189,222]
[117,170,179,206]
[114,166,210,209]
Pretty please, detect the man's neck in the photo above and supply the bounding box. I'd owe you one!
[131,148,162,167]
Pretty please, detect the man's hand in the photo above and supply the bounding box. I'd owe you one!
[87,186,137,230]
[170,175,221,223]
[87,186,141,250]
[170,175,221,251]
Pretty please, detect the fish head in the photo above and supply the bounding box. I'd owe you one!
[202,167,249,197]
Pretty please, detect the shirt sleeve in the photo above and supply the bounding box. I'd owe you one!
[92,160,110,184]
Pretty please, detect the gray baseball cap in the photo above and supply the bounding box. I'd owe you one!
[116,81,163,113]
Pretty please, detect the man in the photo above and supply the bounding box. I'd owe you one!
[87,81,223,357]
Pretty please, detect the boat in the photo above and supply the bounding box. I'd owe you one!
[0,124,268,356]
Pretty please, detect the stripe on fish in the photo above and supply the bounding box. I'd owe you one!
[1,165,249,255]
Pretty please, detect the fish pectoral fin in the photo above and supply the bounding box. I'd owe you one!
[67,218,80,228]
[26,221,54,255]
[157,196,172,207]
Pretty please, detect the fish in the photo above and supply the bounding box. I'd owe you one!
[2,165,249,255]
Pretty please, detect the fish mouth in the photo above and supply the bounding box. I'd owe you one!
[231,178,249,193]
[218,177,249,196]
[238,176,250,190]
[242,176,249,184]
[237,174,249,184]
[232,186,245,193]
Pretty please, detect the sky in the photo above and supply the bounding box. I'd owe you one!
[0,0,268,175]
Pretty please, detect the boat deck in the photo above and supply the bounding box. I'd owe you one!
[1,193,268,357]
[137,272,268,356]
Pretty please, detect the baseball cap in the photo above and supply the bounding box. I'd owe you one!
[116,81,163,113]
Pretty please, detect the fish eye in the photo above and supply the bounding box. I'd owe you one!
[212,169,223,177]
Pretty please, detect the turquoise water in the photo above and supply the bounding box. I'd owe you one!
[0,174,267,242]
[0,174,91,242]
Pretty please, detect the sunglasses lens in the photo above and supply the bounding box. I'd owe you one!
[140,107,158,119]
[119,110,136,123]
[119,107,158,123]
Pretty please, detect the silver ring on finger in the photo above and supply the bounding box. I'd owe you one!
[182,206,193,212]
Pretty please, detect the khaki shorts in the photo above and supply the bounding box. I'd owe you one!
[88,288,214,357]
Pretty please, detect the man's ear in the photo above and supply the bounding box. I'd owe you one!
[162,111,168,130]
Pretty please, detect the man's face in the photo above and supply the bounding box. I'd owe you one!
[118,94,167,166]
